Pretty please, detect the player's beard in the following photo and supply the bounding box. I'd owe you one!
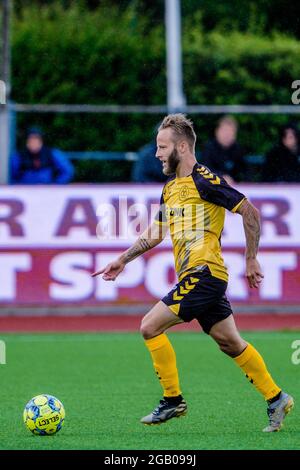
[163,147,180,175]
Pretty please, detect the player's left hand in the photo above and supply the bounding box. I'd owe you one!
[246,258,264,288]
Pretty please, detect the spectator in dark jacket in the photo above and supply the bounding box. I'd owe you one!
[262,124,300,182]
[201,116,246,184]
[11,127,74,184]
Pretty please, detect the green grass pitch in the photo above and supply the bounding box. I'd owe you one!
[0,331,299,450]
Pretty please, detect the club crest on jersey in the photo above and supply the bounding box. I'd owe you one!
[179,185,189,201]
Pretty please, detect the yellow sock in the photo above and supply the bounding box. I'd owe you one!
[144,334,181,397]
[234,343,281,400]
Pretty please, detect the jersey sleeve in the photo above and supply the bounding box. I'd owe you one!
[154,192,168,225]
[194,167,245,212]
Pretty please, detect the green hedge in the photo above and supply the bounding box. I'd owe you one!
[183,26,300,158]
[11,4,300,181]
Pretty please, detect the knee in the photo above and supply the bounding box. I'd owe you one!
[218,338,247,357]
[140,318,157,340]
[218,342,235,356]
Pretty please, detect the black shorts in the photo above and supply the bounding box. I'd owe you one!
[162,266,233,334]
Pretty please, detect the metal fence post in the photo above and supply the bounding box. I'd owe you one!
[0,103,10,184]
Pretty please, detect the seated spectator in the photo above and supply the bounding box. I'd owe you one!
[10,127,74,184]
[131,139,168,183]
[201,115,246,184]
[262,123,300,182]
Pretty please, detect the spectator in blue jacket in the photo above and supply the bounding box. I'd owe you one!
[131,139,168,183]
[10,127,74,184]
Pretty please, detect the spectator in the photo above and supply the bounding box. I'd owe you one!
[132,139,168,183]
[10,127,74,184]
[262,123,300,182]
[201,116,246,184]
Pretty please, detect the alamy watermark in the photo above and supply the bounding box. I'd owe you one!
[291,80,300,104]
[291,339,300,365]
[0,340,6,365]
[0,80,6,104]
[95,198,206,243]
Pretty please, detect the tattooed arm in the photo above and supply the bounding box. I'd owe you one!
[91,221,167,280]
[236,199,264,288]
[119,221,165,265]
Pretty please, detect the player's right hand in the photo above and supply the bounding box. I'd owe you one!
[91,259,125,281]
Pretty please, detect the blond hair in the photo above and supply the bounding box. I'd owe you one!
[158,113,196,151]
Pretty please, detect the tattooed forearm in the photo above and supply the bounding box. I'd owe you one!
[236,199,260,259]
[139,237,152,251]
[120,236,157,264]
[119,220,166,265]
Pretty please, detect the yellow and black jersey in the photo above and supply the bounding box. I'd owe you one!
[155,163,245,282]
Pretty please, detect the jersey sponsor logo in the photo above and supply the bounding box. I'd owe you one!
[166,207,185,218]
[197,166,221,185]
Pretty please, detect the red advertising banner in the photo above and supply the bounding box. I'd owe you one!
[0,184,299,306]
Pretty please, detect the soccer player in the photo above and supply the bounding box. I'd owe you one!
[92,114,294,432]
